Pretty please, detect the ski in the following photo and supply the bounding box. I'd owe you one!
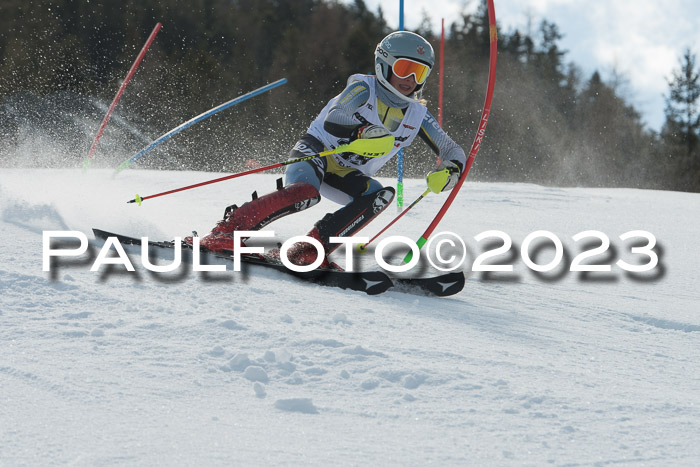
[393,272,465,297]
[92,228,464,297]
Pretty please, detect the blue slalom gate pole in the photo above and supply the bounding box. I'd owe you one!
[396,0,405,210]
[115,78,287,173]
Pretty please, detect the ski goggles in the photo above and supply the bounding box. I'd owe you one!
[377,46,432,84]
[391,57,431,84]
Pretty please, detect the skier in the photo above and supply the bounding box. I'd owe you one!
[191,31,467,268]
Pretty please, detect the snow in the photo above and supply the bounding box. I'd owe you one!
[1,167,700,465]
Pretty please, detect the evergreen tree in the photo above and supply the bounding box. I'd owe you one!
[0,0,697,191]
[662,48,700,190]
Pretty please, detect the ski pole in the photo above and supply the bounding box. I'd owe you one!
[126,136,395,205]
[83,22,162,171]
[114,78,287,174]
[358,188,431,252]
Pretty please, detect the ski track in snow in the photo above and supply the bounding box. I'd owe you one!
[1,168,699,465]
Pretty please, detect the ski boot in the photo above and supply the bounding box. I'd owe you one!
[284,226,335,269]
[187,181,320,253]
[282,186,395,269]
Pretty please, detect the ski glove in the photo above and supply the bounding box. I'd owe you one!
[346,124,395,158]
[351,124,388,140]
[426,160,462,193]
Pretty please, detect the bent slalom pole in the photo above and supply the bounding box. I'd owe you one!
[126,136,395,205]
[83,22,162,171]
[404,0,498,263]
[114,78,287,174]
[359,188,431,252]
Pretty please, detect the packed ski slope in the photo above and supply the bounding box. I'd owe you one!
[1,167,699,465]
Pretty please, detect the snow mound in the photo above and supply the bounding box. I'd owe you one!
[274,398,319,414]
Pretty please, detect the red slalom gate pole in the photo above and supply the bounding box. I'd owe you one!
[403,0,497,264]
[83,22,162,170]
